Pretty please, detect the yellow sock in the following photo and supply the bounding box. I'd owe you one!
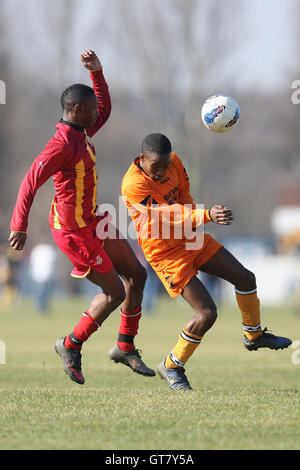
[165,329,202,369]
[235,289,263,340]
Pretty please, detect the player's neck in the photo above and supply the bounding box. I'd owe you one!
[62,112,86,130]
[60,117,85,132]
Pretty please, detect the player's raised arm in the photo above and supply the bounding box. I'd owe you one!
[81,50,111,137]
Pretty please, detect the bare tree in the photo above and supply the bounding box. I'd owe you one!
[2,0,82,89]
[0,2,12,240]
[89,0,242,189]
[0,0,84,244]
[2,0,296,245]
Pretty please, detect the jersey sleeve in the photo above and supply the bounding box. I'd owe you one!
[86,69,111,137]
[10,139,69,232]
[122,177,211,233]
[175,154,211,223]
[173,154,195,206]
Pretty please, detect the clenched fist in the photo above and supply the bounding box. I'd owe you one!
[80,50,102,71]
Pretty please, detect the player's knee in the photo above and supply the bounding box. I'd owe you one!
[138,265,147,288]
[126,265,147,292]
[195,305,217,329]
[203,305,218,327]
[108,284,126,309]
[236,269,256,292]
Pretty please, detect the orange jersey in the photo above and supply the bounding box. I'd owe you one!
[122,153,210,258]
[121,153,222,296]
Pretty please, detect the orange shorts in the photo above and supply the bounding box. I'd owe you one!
[151,234,223,297]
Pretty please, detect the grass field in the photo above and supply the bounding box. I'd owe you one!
[0,294,299,450]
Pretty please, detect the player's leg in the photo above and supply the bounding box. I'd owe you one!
[199,246,256,291]
[65,268,126,350]
[158,275,217,390]
[52,226,127,384]
[103,230,147,311]
[55,268,126,384]
[102,231,155,376]
[199,246,291,350]
[103,231,147,351]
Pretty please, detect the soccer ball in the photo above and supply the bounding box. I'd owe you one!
[201,94,240,133]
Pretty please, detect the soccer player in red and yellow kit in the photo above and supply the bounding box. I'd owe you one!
[122,133,292,390]
[8,50,155,385]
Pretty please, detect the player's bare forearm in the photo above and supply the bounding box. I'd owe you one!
[8,231,27,251]
[82,50,111,136]
[209,205,234,225]
[80,50,102,71]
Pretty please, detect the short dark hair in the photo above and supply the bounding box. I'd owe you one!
[60,83,95,111]
[142,133,172,156]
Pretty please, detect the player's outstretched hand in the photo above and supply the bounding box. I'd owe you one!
[209,205,234,225]
[80,50,102,71]
[8,231,27,251]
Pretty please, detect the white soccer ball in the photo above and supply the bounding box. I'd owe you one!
[201,94,240,133]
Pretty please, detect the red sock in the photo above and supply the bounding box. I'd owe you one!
[64,311,99,350]
[117,306,142,351]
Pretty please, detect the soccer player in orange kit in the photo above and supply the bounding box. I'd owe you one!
[121,133,292,390]
[8,50,155,385]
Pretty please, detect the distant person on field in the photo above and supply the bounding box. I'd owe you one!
[9,50,154,385]
[0,246,22,311]
[29,242,57,313]
[121,133,292,390]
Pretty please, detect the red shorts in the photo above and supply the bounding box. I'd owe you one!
[51,216,113,278]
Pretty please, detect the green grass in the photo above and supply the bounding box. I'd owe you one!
[0,294,299,450]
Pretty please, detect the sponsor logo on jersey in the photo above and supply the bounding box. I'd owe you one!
[204,105,225,123]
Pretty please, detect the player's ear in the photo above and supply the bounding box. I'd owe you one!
[73,103,81,114]
[139,153,144,161]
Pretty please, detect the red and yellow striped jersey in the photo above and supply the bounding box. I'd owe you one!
[10,69,111,233]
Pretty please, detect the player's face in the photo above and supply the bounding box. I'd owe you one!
[75,96,98,128]
[140,152,171,181]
